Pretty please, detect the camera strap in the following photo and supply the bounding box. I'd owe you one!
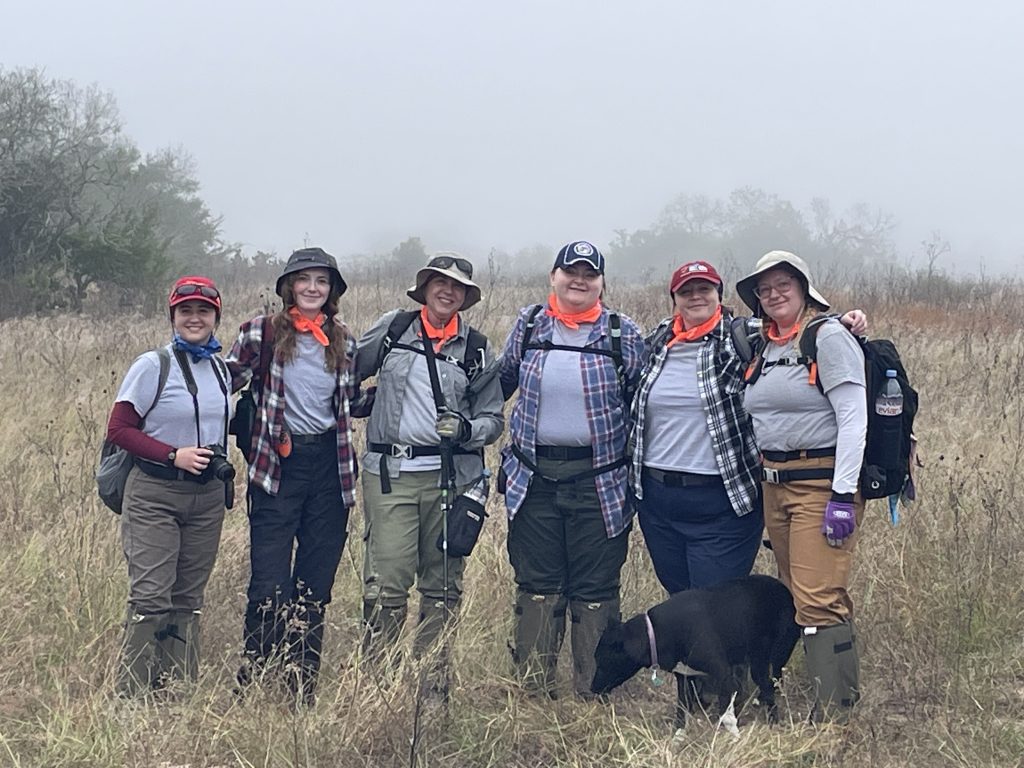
[172,349,230,447]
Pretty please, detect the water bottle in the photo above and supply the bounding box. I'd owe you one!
[464,469,491,505]
[870,370,904,469]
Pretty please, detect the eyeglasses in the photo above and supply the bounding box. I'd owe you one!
[428,255,473,277]
[753,278,797,299]
[173,283,220,300]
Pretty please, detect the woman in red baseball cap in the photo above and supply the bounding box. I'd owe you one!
[628,261,866,598]
[104,275,233,697]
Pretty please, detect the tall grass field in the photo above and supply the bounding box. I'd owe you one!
[0,268,1022,767]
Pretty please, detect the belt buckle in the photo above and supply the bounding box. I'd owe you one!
[390,444,413,459]
[762,467,781,484]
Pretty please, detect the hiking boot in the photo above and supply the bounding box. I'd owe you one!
[802,622,860,724]
[570,597,620,699]
[361,600,407,668]
[511,592,566,697]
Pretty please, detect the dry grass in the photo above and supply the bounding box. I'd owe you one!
[0,269,1022,767]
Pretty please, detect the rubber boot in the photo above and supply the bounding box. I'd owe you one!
[156,609,201,688]
[237,599,287,692]
[412,596,460,699]
[285,602,324,707]
[117,610,164,697]
[802,622,860,724]
[361,600,407,667]
[511,592,567,697]
[570,597,620,699]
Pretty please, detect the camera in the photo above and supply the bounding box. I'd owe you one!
[203,444,236,509]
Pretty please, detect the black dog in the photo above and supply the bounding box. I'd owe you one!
[591,575,800,728]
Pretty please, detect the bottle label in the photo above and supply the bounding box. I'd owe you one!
[876,398,903,417]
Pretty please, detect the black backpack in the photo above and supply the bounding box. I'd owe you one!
[502,304,629,405]
[376,310,488,379]
[743,314,919,500]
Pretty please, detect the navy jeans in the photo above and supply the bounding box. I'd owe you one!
[637,469,763,595]
[243,437,349,671]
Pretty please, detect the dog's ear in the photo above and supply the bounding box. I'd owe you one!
[620,616,651,665]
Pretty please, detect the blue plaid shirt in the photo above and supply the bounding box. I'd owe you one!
[499,303,645,537]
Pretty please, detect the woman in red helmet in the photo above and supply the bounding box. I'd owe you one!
[104,275,233,697]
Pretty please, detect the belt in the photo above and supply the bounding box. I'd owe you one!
[369,442,478,459]
[291,430,336,446]
[535,445,594,460]
[134,458,208,484]
[761,447,836,462]
[643,467,723,488]
[761,467,834,484]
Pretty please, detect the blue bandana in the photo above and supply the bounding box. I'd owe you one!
[172,333,222,363]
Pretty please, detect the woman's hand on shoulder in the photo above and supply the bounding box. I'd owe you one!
[840,310,868,336]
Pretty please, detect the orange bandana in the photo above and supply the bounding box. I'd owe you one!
[665,306,723,350]
[766,321,800,346]
[288,307,330,346]
[544,293,602,330]
[419,307,459,352]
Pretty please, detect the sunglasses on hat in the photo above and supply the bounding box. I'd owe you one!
[427,255,473,277]
[173,283,220,300]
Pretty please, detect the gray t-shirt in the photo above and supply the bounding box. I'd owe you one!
[744,320,865,453]
[397,354,443,472]
[282,334,337,436]
[643,342,719,474]
[535,323,591,447]
[116,345,232,449]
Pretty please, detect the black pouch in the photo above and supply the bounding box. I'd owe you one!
[496,466,508,495]
[437,492,488,558]
[229,386,257,460]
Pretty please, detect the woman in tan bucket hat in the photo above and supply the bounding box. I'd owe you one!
[736,250,867,723]
[354,252,504,692]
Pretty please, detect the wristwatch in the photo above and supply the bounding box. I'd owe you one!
[167,449,177,465]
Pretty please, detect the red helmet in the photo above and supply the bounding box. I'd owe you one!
[168,275,222,317]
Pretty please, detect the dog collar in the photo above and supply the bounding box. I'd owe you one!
[644,612,665,687]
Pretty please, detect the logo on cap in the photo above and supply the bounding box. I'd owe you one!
[688,263,709,273]
[573,242,594,257]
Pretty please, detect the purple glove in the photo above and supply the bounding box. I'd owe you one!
[822,494,856,547]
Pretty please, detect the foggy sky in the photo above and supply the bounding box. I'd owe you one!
[3,1,1023,273]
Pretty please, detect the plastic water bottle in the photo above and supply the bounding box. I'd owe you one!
[872,370,904,469]
[875,370,904,417]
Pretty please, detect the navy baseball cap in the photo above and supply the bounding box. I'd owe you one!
[552,240,605,274]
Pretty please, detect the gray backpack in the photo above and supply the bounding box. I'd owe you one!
[96,348,171,514]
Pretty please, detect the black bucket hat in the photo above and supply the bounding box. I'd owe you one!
[275,247,348,298]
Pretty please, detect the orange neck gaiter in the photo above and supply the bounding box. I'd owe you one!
[288,307,329,346]
[544,293,602,330]
[666,306,723,350]
[419,307,459,352]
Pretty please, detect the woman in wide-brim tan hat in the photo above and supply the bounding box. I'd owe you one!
[406,251,482,310]
[737,249,868,723]
[355,251,503,692]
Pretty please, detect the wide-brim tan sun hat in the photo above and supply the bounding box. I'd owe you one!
[406,251,482,311]
[735,250,831,315]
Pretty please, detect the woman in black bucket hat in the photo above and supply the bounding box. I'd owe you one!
[225,246,369,706]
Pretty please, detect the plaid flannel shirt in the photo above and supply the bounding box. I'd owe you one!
[225,316,366,507]
[499,303,645,538]
[627,311,760,516]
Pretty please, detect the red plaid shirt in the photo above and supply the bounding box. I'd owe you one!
[226,316,368,506]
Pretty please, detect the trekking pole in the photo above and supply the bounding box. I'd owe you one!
[438,434,455,705]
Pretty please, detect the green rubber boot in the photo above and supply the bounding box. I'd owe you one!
[117,610,164,697]
[802,622,860,724]
[361,600,407,667]
[511,592,567,697]
[570,597,620,699]
[155,609,201,688]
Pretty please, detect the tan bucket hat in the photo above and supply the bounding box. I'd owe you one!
[735,250,830,314]
[406,251,482,311]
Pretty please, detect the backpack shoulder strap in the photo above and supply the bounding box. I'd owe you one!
[521,304,545,351]
[140,347,172,427]
[378,310,420,370]
[461,325,488,379]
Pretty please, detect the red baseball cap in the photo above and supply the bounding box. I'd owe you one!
[168,275,222,316]
[670,260,723,293]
